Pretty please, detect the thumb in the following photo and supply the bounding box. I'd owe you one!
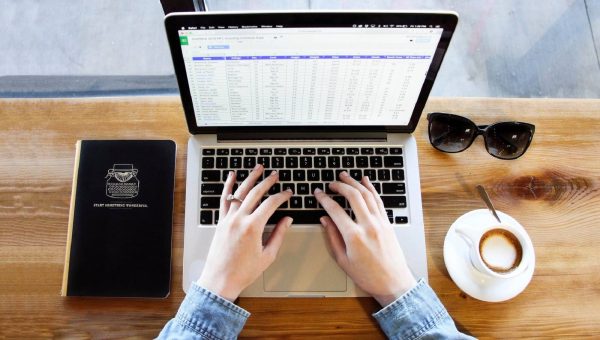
[262,217,293,266]
[320,216,348,266]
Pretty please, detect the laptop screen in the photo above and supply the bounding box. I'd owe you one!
[177,25,443,127]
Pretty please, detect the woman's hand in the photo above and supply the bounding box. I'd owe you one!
[314,171,417,306]
[197,164,293,301]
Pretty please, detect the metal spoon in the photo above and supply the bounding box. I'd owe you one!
[476,185,502,223]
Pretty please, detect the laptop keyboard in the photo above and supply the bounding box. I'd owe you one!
[199,146,408,225]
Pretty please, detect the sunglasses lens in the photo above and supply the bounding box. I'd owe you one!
[485,123,533,159]
[429,114,476,152]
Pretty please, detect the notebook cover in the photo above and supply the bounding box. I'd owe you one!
[61,140,176,297]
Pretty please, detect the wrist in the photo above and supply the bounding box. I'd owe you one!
[372,276,417,307]
[197,276,241,302]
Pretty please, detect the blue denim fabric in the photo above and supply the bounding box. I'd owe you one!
[373,279,475,340]
[157,283,250,340]
[158,280,474,339]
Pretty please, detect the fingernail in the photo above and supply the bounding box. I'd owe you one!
[287,217,294,226]
[319,217,327,226]
[314,188,322,194]
[228,171,234,177]
[254,163,261,170]
[270,170,278,176]
[286,188,293,194]
[363,175,370,182]
[340,171,349,177]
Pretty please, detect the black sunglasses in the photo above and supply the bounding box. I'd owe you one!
[427,112,535,160]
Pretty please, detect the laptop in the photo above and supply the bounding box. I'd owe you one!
[164,10,458,297]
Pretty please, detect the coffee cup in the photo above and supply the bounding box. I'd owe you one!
[455,221,531,279]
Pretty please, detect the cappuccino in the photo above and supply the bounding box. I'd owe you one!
[479,229,523,273]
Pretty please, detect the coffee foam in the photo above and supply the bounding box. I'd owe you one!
[479,229,522,273]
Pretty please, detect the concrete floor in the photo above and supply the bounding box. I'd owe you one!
[0,0,598,98]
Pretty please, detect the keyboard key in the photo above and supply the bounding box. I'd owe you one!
[321,170,334,181]
[267,210,326,224]
[286,157,299,168]
[236,170,249,181]
[232,148,243,155]
[349,169,362,180]
[372,182,381,194]
[381,196,407,208]
[300,157,312,168]
[392,169,405,181]
[375,148,388,155]
[342,156,355,168]
[361,148,374,155]
[217,149,229,155]
[346,148,359,155]
[303,148,316,155]
[289,196,302,208]
[297,183,309,195]
[274,148,287,155]
[272,157,284,168]
[383,183,406,194]
[216,157,228,168]
[325,183,335,194]
[390,148,403,154]
[282,183,295,192]
[230,157,242,168]
[356,156,368,167]
[215,211,220,224]
[384,156,404,167]
[201,183,224,195]
[200,210,212,224]
[332,148,345,155]
[304,196,317,208]
[202,170,221,182]
[328,156,340,168]
[364,169,377,180]
[386,209,394,223]
[260,148,272,155]
[370,156,383,168]
[244,157,256,168]
[314,156,326,168]
[268,183,281,195]
[307,170,320,181]
[311,183,324,193]
[395,216,408,224]
[378,169,390,181]
[289,148,301,155]
[293,170,306,181]
[200,197,220,209]
[317,148,330,155]
[202,157,214,169]
[279,170,291,181]
[202,149,215,155]
[257,156,270,168]
[246,148,258,155]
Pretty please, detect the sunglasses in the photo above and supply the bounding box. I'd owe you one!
[427,112,535,160]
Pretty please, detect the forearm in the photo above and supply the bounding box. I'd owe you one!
[157,283,249,340]
[373,279,475,340]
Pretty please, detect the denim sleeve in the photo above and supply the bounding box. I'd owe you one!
[157,283,250,340]
[373,279,476,340]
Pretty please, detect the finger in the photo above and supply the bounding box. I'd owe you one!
[252,189,293,226]
[361,176,387,218]
[239,169,279,214]
[230,164,264,212]
[219,171,236,217]
[339,171,380,216]
[261,216,293,269]
[314,188,355,237]
[320,216,348,266]
[327,181,372,223]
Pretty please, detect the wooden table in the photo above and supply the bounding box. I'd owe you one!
[1,97,599,338]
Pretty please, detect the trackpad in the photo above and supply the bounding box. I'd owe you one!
[263,228,347,292]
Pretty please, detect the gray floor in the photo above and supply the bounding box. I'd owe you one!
[0,0,598,98]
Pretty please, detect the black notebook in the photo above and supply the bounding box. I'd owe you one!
[61,140,176,297]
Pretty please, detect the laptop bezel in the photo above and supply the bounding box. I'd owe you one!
[164,11,458,135]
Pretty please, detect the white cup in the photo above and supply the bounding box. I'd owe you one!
[455,222,531,279]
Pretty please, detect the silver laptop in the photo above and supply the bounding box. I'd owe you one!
[164,10,458,297]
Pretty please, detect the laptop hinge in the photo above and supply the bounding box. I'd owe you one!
[217,131,388,141]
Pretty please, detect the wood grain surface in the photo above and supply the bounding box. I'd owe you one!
[1,97,599,339]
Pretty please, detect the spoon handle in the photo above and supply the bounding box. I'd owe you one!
[476,185,502,223]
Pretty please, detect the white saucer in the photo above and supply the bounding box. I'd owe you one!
[443,209,535,302]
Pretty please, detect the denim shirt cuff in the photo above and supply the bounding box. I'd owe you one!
[174,282,250,340]
[372,278,453,340]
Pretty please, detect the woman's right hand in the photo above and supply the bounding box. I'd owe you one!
[314,171,417,307]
